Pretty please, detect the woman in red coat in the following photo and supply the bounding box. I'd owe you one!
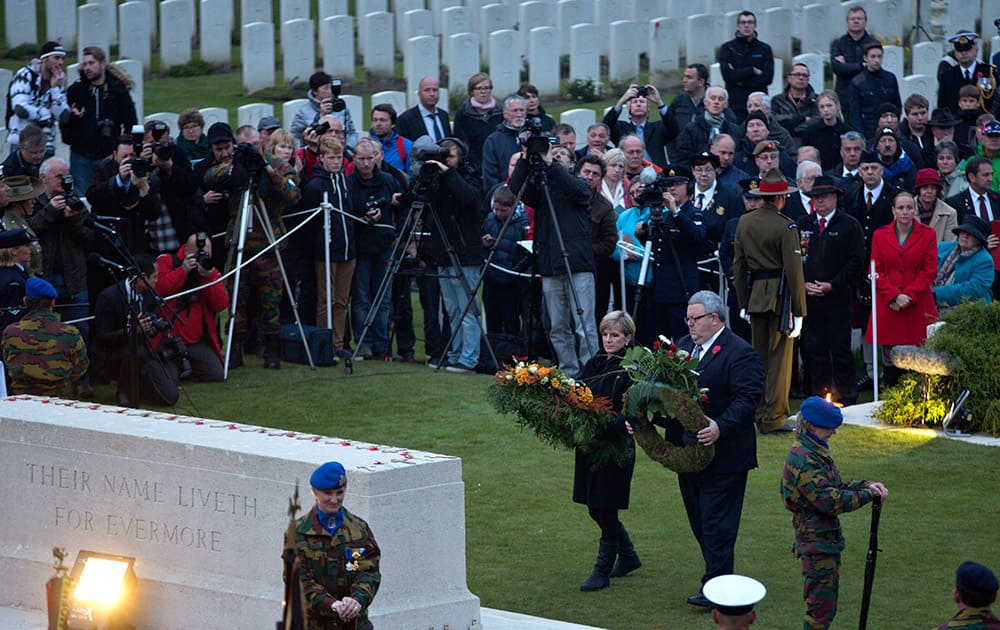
[865,192,939,381]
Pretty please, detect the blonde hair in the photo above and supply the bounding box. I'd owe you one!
[318,136,344,155]
[599,310,636,338]
[267,129,295,154]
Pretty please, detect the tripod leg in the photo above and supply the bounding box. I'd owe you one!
[223,189,253,381]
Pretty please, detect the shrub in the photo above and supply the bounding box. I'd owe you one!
[565,78,601,103]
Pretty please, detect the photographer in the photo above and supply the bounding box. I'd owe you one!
[410,137,484,372]
[2,124,48,179]
[291,72,357,148]
[295,115,352,182]
[634,165,707,343]
[509,138,597,378]
[61,46,138,192]
[139,120,199,254]
[602,83,678,169]
[86,134,162,257]
[5,41,67,158]
[482,95,528,190]
[155,232,228,382]
[198,122,298,369]
[92,253,179,407]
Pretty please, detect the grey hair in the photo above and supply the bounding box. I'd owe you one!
[711,133,735,148]
[689,290,726,317]
[619,133,645,149]
[39,156,69,177]
[840,130,865,144]
[748,91,770,111]
[796,160,821,181]
[706,85,729,102]
[503,95,526,110]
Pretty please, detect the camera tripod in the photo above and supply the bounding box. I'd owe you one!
[223,180,316,379]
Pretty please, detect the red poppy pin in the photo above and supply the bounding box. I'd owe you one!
[711,345,721,355]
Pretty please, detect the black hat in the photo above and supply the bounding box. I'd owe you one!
[876,102,901,119]
[744,110,769,128]
[39,41,66,59]
[661,165,692,183]
[949,31,979,52]
[875,126,898,144]
[804,175,843,197]
[859,149,880,164]
[206,122,235,145]
[956,561,999,593]
[0,228,36,249]
[952,216,991,245]
[257,116,281,131]
[739,177,762,197]
[691,151,720,169]
[928,109,960,128]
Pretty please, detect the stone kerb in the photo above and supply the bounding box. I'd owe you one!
[0,396,481,629]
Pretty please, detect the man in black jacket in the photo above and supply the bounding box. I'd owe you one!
[139,120,199,254]
[796,177,865,404]
[601,84,678,168]
[665,64,709,158]
[509,144,596,377]
[396,77,452,143]
[718,11,774,120]
[847,42,901,141]
[673,86,744,166]
[60,46,138,192]
[830,6,879,120]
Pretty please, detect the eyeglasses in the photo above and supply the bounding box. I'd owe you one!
[684,313,713,325]
[474,85,493,92]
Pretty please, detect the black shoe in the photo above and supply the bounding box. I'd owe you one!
[116,391,132,407]
[856,374,873,389]
[687,593,713,608]
[610,524,641,578]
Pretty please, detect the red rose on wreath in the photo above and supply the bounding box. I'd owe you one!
[653,340,662,350]
[712,345,721,355]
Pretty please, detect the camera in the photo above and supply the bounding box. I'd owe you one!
[97,118,116,138]
[308,121,331,136]
[233,142,266,177]
[149,120,172,161]
[327,78,347,113]
[519,117,558,157]
[127,156,152,178]
[636,174,670,209]
[150,317,193,379]
[635,86,649,98]
[194,231,212,269]
[60,175,86,212]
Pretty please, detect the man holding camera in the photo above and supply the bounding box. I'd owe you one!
[482,96,529,190]
[86,133,162,257]
[61,46,138,192]
[291,72,357,148]
[6,41,67,157]
[139,120,199,254]
[155,232,228,382]
[2,124,48,179]
[603,84,677,168]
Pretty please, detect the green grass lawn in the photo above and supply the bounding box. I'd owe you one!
[118,357,1000,630]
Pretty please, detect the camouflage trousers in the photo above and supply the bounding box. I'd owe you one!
[801,552,840,630]
[231,239,283,338]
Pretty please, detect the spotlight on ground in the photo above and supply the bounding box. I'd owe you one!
[67,550,137,630]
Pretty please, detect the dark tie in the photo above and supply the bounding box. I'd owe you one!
[866,191,874,213]
[819,216,827,234]
[428,113,442,141]
[692,345,703,361]
[980,194,990,222]
[695,193,704,209]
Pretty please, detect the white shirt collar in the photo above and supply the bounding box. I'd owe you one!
[694,326,725,358]
[865,179,884,200]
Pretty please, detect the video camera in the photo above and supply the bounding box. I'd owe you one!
[149,120,172,161]
[233,142,266,177]
[149,316,193,379]
[519,116,559,157]
[636,167,670,210]
[60,175,86,213]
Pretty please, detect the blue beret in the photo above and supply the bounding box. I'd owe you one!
[957,561,999,593]
[310,461,347,490]
[0,228,34,249]
[25,277,57,299]
[800,396,843,430]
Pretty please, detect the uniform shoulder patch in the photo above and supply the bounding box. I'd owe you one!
[787,223,798,229]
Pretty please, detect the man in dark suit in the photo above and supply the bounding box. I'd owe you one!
[395,77,452,143]
[601,83,678,168]
[691,152,744,272]
[937,32,997,116]
[782,160,822,221]
[673,289,765,607]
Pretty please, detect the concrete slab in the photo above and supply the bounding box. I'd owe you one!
[835,401,1000,447]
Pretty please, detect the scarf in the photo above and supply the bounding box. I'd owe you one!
[934,244,980,287]
[177,133,210,161]
[470,97,497,114]
[317,507,345,535]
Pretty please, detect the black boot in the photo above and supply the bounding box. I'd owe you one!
[580,539,617,592]
[263,334,281,370]
[610,524,641,578]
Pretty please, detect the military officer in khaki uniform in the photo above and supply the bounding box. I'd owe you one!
[733,166,807,433]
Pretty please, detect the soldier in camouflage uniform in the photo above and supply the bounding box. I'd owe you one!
[781,396,888,630]
[201,122,300,369]
[288,461,381,630]
[937,561,1000,630]
[2,277,88,396]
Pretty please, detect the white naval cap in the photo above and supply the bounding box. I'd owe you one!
[703,574,767,616]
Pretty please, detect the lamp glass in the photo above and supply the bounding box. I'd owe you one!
[72,557,130,606]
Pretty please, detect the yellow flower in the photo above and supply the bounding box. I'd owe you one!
[551,379,561,390]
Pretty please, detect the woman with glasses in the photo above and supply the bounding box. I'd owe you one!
[452,73,503,174]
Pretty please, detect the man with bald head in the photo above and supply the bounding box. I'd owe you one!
[397,77,452,143]
[712,133,750,190]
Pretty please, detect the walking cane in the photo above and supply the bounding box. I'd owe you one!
[858,494,883,630]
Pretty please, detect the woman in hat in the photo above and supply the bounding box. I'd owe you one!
[865,192,939,383]
[932,215,995,308]
[0,229,36,330]
[781,396,888,630]
[2,175,44,276]
[914,167,959,242]
[800,90,851,172]
[935,141,969,198]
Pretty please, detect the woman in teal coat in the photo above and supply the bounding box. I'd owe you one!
[933,216,995,308]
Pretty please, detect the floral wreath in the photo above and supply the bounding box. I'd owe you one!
[621,338,715,474]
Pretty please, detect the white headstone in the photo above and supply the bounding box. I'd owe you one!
[242,22,275,94]
[594,0,629,55]
[528,26,559,95]
[883,45,904,81]
[768,57,784,97]
[404,36,439,100]
[0,399,482,629]
[430,0,461,34]
[438,87,449,112]
[144,111,180,132]
[112,58,144,120]
[710,62,723,90]
[446,32,480,94]
[668,0,707,19]
[362,12,395,76]
[800,3,840,56]
[199,106,229,129]
[200,0,233,64]
[901,74,935,105]
[398,8,432,49]
[77,4,112,61]
[118,2,152,68]
[0,69,12,124]
[875,0,903,44]
[321,15,355,77]
[241,0,271,25]
[178,0,196,41]
[781,0,803,38]
[371,90,408,118]
[518,2,551,56]
[46,0,76,44]
[685,14,715,67]
[5,0,37,48]
[479,3,515,64]
[91,0,117,44]
[608,20,639,83]
[238,103,275,128]
[631,0,660,55]
[282,98,309,129]
[281,19,315,88]
[357,0,388,49]
[341,94,364,134]
[464,0,489,35]
[160,0,193,68]
[441,5,470,40]
[760,7,792,65]
[911,41,942,79]
[555,0,589,55]
[648,16,679,84]
[559,108,595,147]
[793,53,825,97]
[318,0,347,20]
[488,29,520,96]
[280,0,309,24]
[0,128,7,159]
[568,23,599,85]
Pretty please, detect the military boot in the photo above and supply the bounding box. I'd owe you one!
[610,524,641,577]
[580,539,617,592]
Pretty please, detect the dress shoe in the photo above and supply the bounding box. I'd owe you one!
[687,593,713,608]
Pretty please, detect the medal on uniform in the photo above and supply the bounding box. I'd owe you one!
[715,205,725,216]
[344,547,364,572]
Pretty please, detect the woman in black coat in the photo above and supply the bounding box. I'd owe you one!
[574,310,639,591]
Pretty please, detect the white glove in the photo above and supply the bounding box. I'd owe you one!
[739,308,750,322]
[788,316,803,339]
